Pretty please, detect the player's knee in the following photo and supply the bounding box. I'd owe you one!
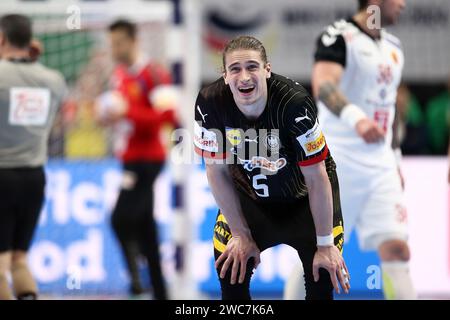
[303,268,333,300]
[378,239,410,261]
[215,256,255,300]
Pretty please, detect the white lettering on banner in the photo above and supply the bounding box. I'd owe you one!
[40,170,71,225]
[296,120,326,156]
[9,87,50,125]
[193,121,219,153]
[41,169,122,226]
[66,229,105,281]
[29,229,106,283]
[71,183,103,225]
[29,241,65,283]
[41,165,171,227]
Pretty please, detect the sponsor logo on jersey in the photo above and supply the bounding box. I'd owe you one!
[9,87,51,126]
[225,127,242,146]
[296,120,326,156]
[193,121,219,152]
[239,156,287,173]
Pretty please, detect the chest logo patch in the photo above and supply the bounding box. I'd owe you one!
[265,133,281,153]
[225,127,242,147]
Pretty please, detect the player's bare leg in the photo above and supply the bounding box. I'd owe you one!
[0,251,13,300]
[11,250,38,300]
[378,239,416,299]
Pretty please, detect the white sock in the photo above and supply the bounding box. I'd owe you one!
[381,261,417,300]
[283,263,306,300]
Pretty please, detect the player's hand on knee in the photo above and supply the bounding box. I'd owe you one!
[313,245,350,294]
[215,233,260,285]
[355,119,385,143]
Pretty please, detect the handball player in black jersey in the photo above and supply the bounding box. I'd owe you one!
[193,36,350,300]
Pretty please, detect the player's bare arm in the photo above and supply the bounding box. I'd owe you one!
[312,62,348,117]
[206,163,261,285]
[300,161,350,294]
[312,61,385,143]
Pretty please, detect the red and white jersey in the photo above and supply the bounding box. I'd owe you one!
[111,54,174,162]
[315,18,404,170]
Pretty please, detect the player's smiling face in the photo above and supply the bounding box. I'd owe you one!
[223,49,271,108]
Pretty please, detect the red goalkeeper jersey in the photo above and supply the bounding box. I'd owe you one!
[112,59,174,162]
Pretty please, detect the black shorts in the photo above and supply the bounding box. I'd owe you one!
[214,171,343,253]
[0,167,45,252]
[213,170,344,300]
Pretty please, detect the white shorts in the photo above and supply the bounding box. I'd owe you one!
[335,156,409,251]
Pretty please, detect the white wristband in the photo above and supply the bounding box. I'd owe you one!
[316,233,334,247]
[340,104,367,128]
